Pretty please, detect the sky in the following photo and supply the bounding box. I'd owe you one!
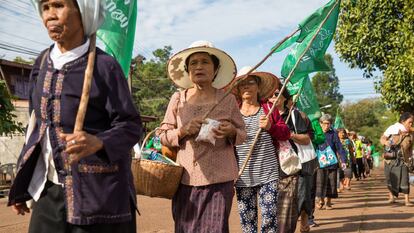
[0,0,381,103]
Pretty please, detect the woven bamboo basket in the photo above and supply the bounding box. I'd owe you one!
[131,128,183,199]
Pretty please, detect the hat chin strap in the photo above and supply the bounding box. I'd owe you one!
[212,65,220,83]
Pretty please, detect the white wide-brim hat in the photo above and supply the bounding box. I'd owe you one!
[231,66,280,100]
[167,40,237,89]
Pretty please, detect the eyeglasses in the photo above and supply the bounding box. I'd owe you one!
[239,80,257,86]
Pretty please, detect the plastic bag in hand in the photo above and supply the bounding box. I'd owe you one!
[195,118,221,145]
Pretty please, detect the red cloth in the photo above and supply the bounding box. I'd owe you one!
[261,100,291,150]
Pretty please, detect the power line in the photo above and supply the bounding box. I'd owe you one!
[0,4,39,21]
[15,0,33,8]
[0,30,50,47]
[0,42,40,56]
[0,46,38,56]
[0,9,38,26]
[0,40,41,52]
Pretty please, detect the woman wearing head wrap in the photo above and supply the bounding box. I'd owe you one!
[8,1,142,232]
[158,41,247,232]
[231,67,290,232]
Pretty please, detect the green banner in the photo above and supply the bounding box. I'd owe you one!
[334,108,345,129]
[288,76,322,122]
[97,0,138,78]
[281,0,341,83]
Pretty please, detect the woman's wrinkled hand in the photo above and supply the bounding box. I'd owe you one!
[212,120,236,139]
[179,118,204,138]
[259,115,271,130]
[60,131,103,164]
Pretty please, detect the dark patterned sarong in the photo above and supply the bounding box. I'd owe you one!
[172,181,234,233]
[297,174,314,216]
[277,175,299,233]
[315,168,338,199]
[384,160,410,197]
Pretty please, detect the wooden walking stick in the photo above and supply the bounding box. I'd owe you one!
[65,33,97,173]
[74,33,97,132]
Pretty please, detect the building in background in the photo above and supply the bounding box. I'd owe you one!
[0,59,156,164]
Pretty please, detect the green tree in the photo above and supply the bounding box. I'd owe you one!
[335,0,414,113]
[0,80,24,136]
[13,56,35,65]
[341,98,397,149]
[131,46,177,130]
[311,54,343,117]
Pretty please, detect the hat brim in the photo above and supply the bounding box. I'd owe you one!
[230,72,280,100]
[167,46,237,89]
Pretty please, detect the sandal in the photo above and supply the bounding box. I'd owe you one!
[300,225,310,233]
[316,202,324,210]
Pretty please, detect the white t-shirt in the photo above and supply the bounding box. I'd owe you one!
[383,122,407,137]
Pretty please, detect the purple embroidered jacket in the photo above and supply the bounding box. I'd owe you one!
[8,47,143,225]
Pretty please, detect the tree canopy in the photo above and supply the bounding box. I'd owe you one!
[0,80,24,136]
[335,0,414,113]
[131,46,177,130]
[341,98,397,150]
[311,54,343,117]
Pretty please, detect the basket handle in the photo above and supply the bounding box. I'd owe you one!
[140,127,161,151]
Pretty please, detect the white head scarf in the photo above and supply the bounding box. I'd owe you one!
[31,0,106,36]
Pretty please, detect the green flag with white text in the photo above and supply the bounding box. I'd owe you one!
[97,0,137,78]
[281,0,341,83]
[287,76,322,121]
[287,76,325,144]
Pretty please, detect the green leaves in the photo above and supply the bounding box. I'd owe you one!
[0,80,24,136]
[335,0,414,112]
[131,46,177,129]
[342,98,395,150]
[311,54,343,118]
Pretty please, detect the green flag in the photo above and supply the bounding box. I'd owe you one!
[287,76,326,145]
[97,0,138,78]
[272,33,300,53]
[334,108,345,129]
[281,0,341,83]
[292,76,322,121]
[297,0,339,41]
[272,0,339,53]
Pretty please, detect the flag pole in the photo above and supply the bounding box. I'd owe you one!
[201,28,300,119]
[191,28,300,164]
[238,0,340,178]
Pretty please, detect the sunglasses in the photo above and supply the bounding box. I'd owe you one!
[273,91,280,96]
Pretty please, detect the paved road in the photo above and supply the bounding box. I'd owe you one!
[1,166,413,233]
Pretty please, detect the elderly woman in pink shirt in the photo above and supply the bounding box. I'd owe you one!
[158,41,246,233]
